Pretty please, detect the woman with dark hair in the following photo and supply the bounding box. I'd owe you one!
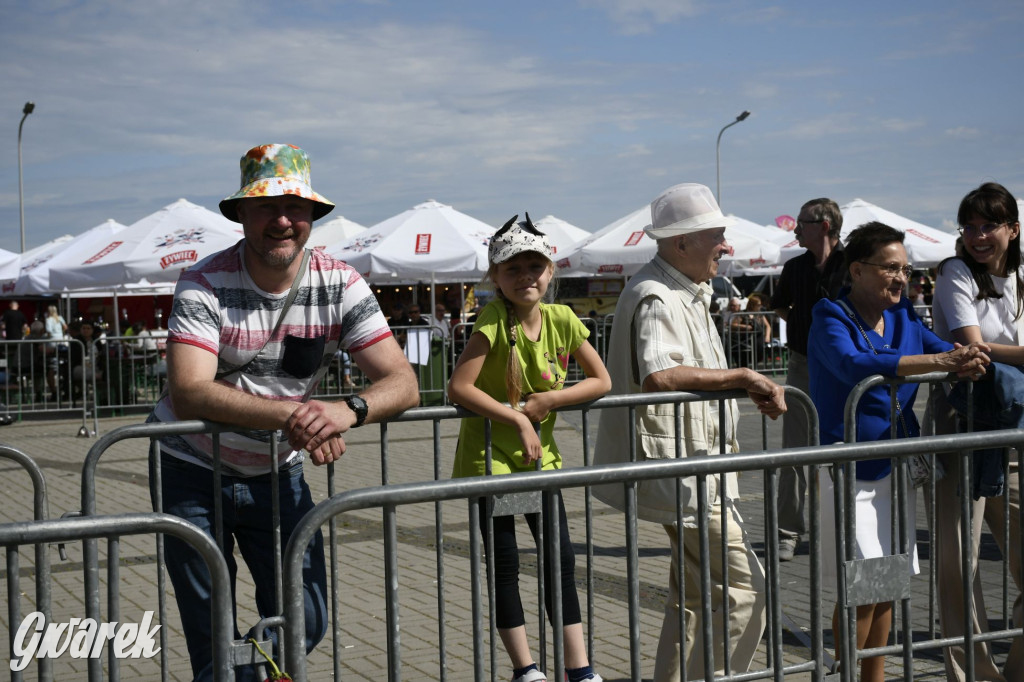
[931,181,1024,681]
[808,221,990,681]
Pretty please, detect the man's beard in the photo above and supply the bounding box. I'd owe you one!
[262,244,302,268]
[255,236,307,269]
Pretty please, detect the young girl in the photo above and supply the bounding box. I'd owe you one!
[449,214,610,682]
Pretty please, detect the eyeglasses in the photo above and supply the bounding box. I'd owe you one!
[858,261,914,278]
[957,222,1006,237]
[796,219,823,229]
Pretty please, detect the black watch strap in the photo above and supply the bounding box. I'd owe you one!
[345,394,368,428]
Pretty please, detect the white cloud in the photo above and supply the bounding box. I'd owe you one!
[617,144,654,158]
[945,126,980,139]
[579,0,702,34]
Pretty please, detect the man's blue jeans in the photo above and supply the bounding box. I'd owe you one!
[151,452,328,681]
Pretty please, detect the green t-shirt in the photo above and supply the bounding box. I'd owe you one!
[452,300,590,478]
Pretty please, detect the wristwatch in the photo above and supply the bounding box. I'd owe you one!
[344,394,368,428]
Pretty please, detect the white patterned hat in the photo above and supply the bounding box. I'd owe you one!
[488,213,553,264]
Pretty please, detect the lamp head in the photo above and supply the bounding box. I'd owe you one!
[23,102,35,115]
[736,110,750,122]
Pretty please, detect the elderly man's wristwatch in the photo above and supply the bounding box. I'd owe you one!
[344,394,368,428]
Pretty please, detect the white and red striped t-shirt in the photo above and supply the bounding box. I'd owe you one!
[152,241,391,476]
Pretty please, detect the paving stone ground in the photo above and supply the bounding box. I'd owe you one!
[0,392,1017,680]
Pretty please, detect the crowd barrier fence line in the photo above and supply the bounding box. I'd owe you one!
[0,338,92,435]
[1,444,52,681]
[835,372,1024,682]
[0,513,237,682]
[6,376,1022,680]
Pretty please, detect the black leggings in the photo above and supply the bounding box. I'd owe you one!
[479,495,582,630]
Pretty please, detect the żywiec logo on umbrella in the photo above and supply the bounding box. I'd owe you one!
[338,234,383,254]
[154,227,207,270]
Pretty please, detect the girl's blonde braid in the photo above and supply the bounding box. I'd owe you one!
[502,296,524,410]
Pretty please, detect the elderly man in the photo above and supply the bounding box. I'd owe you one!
[770,198,846,561]
[151,144,418,680]
[594,183,784,681]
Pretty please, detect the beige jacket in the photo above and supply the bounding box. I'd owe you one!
[592,256,739,525]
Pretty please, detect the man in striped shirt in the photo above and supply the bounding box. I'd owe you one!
[151,144,418,680]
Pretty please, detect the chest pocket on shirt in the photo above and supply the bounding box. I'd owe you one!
[281,334,326,378]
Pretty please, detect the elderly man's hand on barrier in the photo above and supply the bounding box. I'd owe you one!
[744,370,787,420]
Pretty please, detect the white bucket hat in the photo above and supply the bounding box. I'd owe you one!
[644,183,736,239]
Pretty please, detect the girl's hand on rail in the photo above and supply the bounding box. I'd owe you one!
[515,414,543,465]
[520,392,554,423]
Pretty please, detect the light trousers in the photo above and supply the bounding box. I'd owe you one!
[778,351,810,540]
[930,391,1024,682]
[654,503,766,682]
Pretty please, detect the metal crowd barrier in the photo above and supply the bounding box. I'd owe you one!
[278,388,822,682]
[58,387,811,681]
[0,513,236,682]
[722,310,787,375]
[7,378,1021,680]
[0,338,91,435]
[279,415,1024,680]
[833,372,1024,682]
[0,444,53,681]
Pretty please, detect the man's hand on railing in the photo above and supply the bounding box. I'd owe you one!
[743,370,787,420]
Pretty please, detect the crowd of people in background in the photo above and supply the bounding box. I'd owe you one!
[0,301,170,407]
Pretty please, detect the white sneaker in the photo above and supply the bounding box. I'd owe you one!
[511,668,547,682]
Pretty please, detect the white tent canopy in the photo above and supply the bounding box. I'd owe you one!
[307,215,366,250]
[49,198,244,291]
[556,206,782,278]
[532,215,589,257]
[0,248,19,287]
[327,200,497,282]
[15,219,127,295]
[717,217,787,276]
[0,235,74,294]
[840,198,956,267]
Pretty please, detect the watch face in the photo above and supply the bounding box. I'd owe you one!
[347,395,368,426]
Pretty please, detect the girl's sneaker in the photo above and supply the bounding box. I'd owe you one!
[511,668,547,682]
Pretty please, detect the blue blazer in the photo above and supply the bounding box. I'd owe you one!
[808,293,952,480]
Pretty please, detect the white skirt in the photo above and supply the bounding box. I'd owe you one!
[818,467,920,592]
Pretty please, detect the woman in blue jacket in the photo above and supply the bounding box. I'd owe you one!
[808,221,990,681]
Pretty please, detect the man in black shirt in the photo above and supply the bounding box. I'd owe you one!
[770,198,847,561]
[1,301,27,340]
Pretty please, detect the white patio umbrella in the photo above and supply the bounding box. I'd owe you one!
[717,216,785,276]
[0,248,18,286]
[532,215,589,257]
[0,235,74,294]
[327,200,497,282]
[840,198,956,267]
[15,219,127,295]
[554,207,655,277]
[556,206,781,278]
[307,214,366,250]
[49,198,244,291]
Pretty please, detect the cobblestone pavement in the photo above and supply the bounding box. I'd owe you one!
[0,396,1016,680]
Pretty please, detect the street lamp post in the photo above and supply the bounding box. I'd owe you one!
[715,110,750,209]
[18,101,36,254]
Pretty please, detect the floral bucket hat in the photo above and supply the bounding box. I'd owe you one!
[219,144,335,223]
[489,212,553,264]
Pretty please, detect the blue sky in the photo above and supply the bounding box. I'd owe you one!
[2,0,1022,254]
